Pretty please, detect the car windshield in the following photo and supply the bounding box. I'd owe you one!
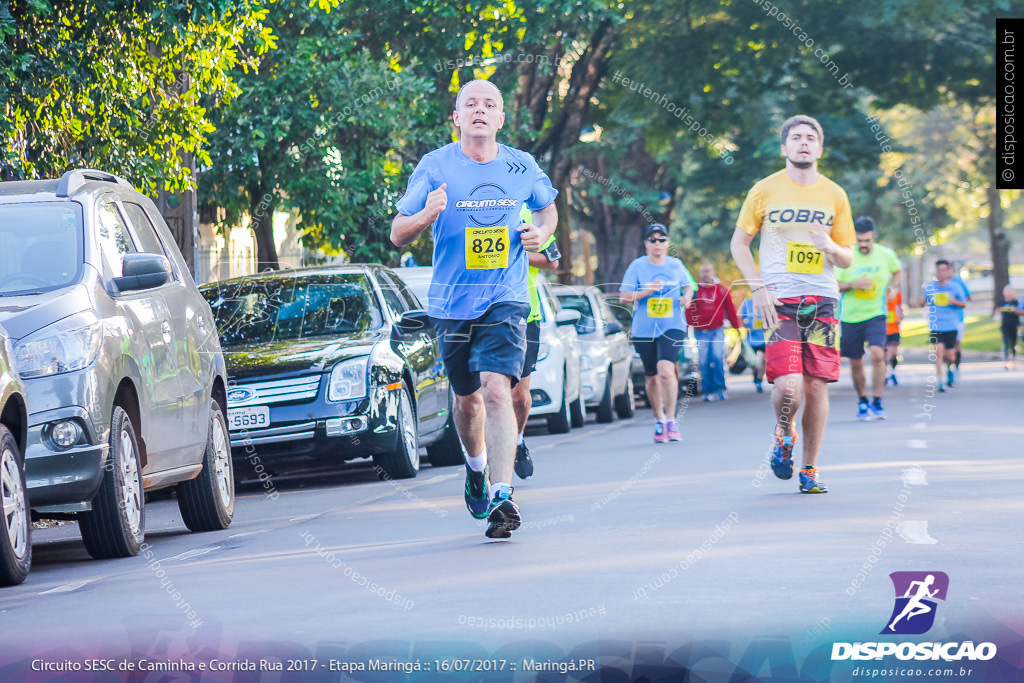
[0,203,82,295]
[606,298,633,330]
[557,292,596,334]
[203,273,383,346]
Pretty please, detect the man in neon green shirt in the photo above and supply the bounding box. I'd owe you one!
[511,211,558,479]
[836,217,901,420]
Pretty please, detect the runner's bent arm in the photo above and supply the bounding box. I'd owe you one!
[518,202,557,252]
[809,228,854,269]
[730,225,779,330]
[528,252,558,270]
[391,183,448,247]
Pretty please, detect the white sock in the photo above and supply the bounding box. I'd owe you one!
[466,450,487,472]
[517,432,525,445]
[491,481,510,497]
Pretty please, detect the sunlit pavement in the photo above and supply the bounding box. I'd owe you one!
[2,355,1020,670]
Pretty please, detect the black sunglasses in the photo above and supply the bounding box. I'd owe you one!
[646,237,668,243]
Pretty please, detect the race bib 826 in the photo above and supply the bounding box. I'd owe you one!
[465,226,509,269]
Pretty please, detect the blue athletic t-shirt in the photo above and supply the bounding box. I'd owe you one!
[951,277,970,322]
[619,256,694,338]
[740,297,766,347]
[922,281,964,333]
[395,142,557,320]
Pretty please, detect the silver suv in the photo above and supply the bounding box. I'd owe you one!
[0,169,232,561]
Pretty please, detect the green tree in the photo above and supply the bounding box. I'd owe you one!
[1,0,271,191]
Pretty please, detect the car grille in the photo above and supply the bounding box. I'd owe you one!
[228,375,321,406]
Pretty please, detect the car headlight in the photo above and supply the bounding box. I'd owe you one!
[537,340,551,362]
[15,314,102,379]
[328,356,369,402]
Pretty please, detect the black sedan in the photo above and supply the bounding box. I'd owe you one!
[199,265,463,480]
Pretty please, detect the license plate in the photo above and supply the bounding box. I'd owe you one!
[227,405,270,430]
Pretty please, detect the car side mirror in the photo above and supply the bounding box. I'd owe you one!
[113,253,170,292]
[395,309,432,335]
[604,321,623,336]
[555,309,581,327]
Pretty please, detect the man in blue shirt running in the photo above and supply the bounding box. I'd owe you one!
[391,79,558,539]
[922,260,967,393]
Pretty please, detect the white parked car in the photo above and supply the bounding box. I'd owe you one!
[552,284,633,422]
[529,276,584,433]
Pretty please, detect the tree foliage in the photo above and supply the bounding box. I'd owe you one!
[1,0,271,192]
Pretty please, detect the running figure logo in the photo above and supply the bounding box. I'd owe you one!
[881,571,949,635]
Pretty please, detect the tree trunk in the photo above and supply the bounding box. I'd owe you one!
[986,184,1010,311]
[250,183,280,272]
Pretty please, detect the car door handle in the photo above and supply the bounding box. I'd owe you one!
[161,321,173,344]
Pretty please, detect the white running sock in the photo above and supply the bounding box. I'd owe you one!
[466,450,487,472]
[517,432,525,445]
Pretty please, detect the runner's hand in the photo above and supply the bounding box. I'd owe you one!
[644,279,664,295]
[424,183,447,222]
[518,222,543,252]
[753,287,781,330]
[854,277,874,290]
[809,228,837,256]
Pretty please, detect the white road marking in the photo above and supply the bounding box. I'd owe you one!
[896,521,938,544]
[165,546,221,562]
[228,529,270,539]
[907,440,928,449]
[289,514,318,522]
[422,472,460,484]
[40,580,93,595]
[902,467,928,486]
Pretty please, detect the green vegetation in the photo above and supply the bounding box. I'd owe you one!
[900,314,1006,353]
[3,0,1018,278]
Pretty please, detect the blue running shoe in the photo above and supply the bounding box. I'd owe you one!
[946,367,955,387]
[485,485,521,539]
[869,401,887,420]
[465,465,490,519]
[856,401,871,421]
[770,426,796,480]
[799,466,828,494]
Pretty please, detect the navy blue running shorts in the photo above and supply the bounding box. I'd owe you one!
[431,302,530,396]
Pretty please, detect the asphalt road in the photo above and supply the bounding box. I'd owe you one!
[1,354,1021,681]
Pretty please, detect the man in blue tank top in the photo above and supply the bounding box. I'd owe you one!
[391,79,558,539]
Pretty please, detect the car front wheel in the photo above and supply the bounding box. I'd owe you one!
[80,406,145,559]
[595,372,615,423]
[615,375,636,418]
[0,425,30,586]
[546,375,571,434]
[374,384,419,479]
[177,399,235,532]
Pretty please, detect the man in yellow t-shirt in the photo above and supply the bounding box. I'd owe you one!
[730,114,855,494]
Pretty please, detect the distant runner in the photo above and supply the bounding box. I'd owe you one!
[740,295,767,393]
[835,216,901,420]
[391,79,558,538]
[731,114,855,494]
[998,285,1020,370]
[885,286,904,386]
[620,224,694,443]
[922,260,966,393]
